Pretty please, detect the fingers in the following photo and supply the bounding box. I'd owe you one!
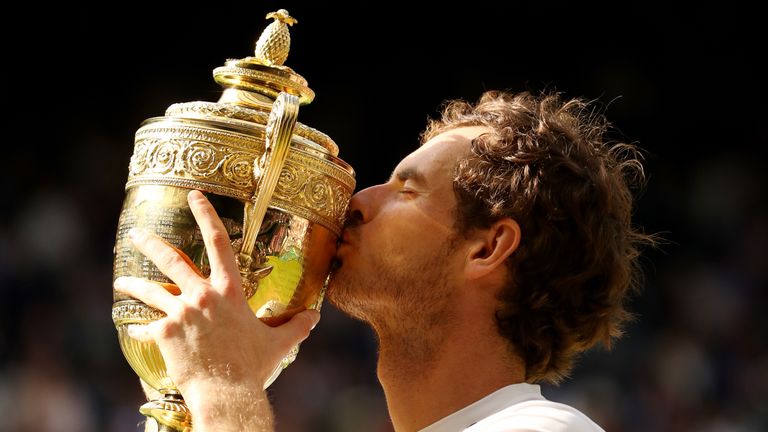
[128,228,202,291]
[274,309,321,351]
[126,323,157,343]
[186,190,239,286]
[139,378,162,401]
[114,276,180,315]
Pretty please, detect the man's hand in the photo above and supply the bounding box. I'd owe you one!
[114,190,320,431]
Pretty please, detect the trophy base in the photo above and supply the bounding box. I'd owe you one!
[140,392,192,432]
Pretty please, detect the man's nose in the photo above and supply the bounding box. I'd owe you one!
[345,184,382,226]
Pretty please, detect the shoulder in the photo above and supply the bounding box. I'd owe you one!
[466,399,605,432]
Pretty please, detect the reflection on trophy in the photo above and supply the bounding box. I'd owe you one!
[111,9,355,431]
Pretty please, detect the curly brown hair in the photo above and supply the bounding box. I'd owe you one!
[423,90,652,384]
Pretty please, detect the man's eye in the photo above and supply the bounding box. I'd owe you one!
[398,189,415,195]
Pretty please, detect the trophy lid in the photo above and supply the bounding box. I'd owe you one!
[126,9,355,235]
[213,9,316,107]
[158,9,338,156]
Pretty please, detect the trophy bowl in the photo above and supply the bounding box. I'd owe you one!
[111,10,355,431]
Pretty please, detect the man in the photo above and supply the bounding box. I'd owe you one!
[115,90,650,431]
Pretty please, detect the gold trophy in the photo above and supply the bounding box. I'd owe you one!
[111,10,355,431]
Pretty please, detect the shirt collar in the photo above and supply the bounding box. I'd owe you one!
[419,383,545,432]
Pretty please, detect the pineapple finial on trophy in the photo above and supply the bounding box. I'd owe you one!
[212,8,314,106]
[254,9,297,67]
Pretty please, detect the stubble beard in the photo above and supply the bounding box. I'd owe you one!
[327,238,457,369]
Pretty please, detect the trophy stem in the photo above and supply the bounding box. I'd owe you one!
[140,391,192,432]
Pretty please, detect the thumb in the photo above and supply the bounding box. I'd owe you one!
[275,309,321,349]
[139,378,162,401]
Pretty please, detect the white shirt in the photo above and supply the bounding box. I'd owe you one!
[419,383,605,432]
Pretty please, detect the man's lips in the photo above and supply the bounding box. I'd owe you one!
[335,231,355,258]
[333,233,350,267]
[338,229,354,246]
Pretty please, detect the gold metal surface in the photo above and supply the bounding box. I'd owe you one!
[213,58,315,105]
[112,186,337,376]
[164,102,339,155]
[255,9,296,67]
[112,9,354,431]
[140,393,192,432]
[126,118,354,236]
[240,92,300,262]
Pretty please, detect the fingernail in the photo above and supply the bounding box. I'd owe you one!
[188,190,206,201]
[128,228,145,241]
[114,277,127,289]
[127,325,142,339]
[309,310,321,330]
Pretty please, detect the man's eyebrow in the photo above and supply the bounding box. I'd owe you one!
[391,167,427,185]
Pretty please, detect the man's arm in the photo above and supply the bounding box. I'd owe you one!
[117,190,320,432]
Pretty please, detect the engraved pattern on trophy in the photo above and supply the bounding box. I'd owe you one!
[181,142,219,177]
[127,128,353,234]
[112,302,167,325]
[165,101,340,155]
[272,152,354,234]
[135,124,265,152]
[112,9,355,431]
[113,191,196,289]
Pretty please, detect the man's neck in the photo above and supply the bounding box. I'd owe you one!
[374,308,526,432]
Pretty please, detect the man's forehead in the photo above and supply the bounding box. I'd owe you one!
[392,126,489,182]
[407,125,489,164]
[421,125,490,149]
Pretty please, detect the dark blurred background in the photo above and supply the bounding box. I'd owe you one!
[1,2,765,431]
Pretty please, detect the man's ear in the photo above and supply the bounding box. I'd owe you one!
[465,218,521,281]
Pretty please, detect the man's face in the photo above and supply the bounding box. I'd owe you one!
[328,126,489,327]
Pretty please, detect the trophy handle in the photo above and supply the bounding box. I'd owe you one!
[237,92,300,292]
